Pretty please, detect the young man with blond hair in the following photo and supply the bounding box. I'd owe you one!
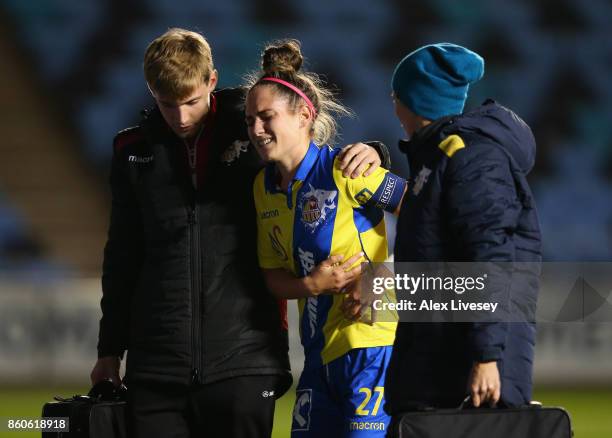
[90,28,389,438]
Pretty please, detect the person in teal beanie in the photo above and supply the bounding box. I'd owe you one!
[383,43,542,435]
[391,43,484,123]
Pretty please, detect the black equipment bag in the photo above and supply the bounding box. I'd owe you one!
[41,380,127,438]
[390,401,572,438]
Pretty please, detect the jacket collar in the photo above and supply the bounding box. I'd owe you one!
[399,114,456,160]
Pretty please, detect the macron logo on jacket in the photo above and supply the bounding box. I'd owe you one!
[128,155,154,164]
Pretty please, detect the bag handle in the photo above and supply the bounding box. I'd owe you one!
[459,395,543,410]
[458,395,474,410]
[458,395,499,410]
[52,380,127,403]
[88,379,128,401]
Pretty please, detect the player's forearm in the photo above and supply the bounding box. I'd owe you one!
[263,268,320,299]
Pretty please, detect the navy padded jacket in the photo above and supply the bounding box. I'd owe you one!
[386,99,542,412]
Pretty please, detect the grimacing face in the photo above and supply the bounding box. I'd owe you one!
[150,72,217,141]
[245,85,311,163]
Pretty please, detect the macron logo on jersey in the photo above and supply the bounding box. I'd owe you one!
[260,209,279,219]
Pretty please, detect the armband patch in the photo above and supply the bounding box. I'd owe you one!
[355,188,374,205]
[369,173,406,212]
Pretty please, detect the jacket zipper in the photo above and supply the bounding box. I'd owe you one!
[189,206,202,384]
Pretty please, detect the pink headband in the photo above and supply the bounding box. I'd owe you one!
[261,77,317,117]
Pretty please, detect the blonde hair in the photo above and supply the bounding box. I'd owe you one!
[144,28,214,99]
[245,39,353,146]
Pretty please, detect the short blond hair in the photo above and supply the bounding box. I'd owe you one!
[144,28,214,99]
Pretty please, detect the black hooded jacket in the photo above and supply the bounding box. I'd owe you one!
[387,99,542,412]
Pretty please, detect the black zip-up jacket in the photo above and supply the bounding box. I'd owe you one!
[97,88,292,388]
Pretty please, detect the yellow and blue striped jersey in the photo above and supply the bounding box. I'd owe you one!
[254,142,406,366]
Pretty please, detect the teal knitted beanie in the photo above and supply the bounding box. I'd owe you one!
[391,43,484,120]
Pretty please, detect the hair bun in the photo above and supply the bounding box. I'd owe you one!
[262,39,303,75]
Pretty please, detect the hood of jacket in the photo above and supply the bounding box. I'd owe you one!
[401,99,536,174]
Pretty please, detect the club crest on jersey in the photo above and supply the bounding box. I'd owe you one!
[299,184,337,232]
[302,197,321,223]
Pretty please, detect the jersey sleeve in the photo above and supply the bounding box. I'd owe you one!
[253,170,285,269]
[332,156,406,212]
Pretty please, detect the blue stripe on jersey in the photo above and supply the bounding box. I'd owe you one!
[293,144,340,366]
[353,206,384,234]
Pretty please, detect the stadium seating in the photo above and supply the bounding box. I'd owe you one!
[1,0,611,269]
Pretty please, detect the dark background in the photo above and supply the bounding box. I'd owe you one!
[0,0,611,275]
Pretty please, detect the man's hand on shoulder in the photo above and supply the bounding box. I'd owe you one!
[91,356,122,387]
[337,142,383,178]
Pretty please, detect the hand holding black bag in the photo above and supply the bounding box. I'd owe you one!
[387,398,572,438]
[42,380,127,438]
